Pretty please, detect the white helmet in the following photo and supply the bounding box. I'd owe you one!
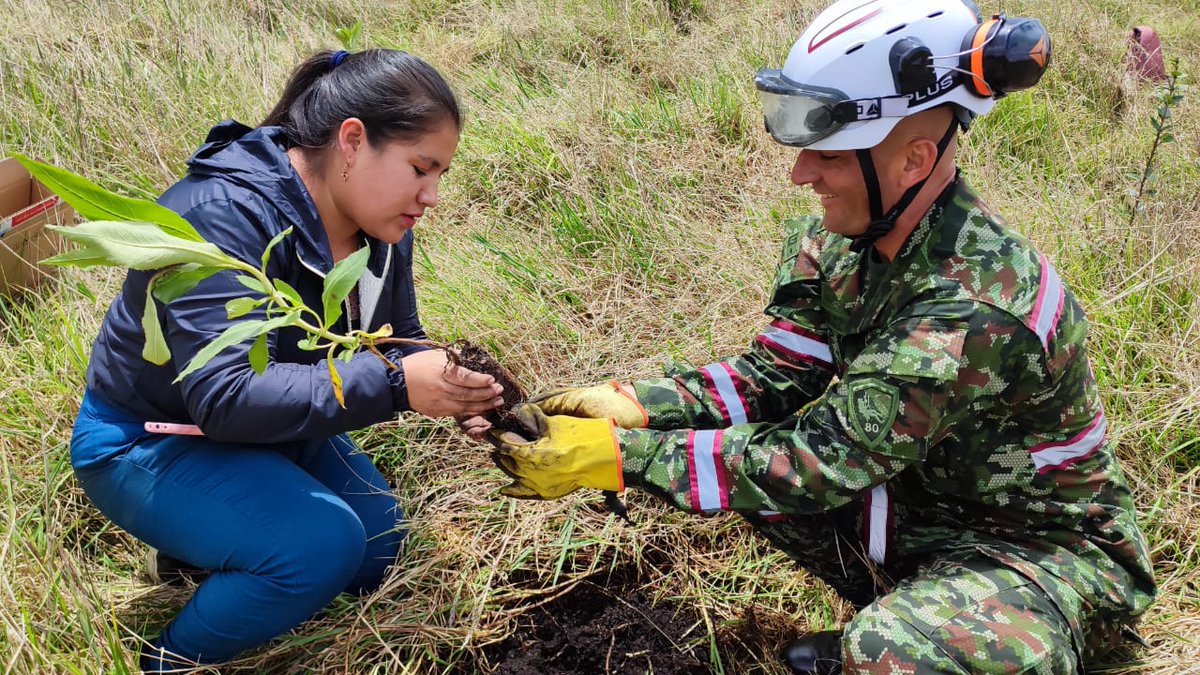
[756,0,1051,150]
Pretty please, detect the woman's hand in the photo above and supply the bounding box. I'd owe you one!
[401,350,504,418]
[456,414,492,441]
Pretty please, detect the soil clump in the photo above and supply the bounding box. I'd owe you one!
[453,341,539,439]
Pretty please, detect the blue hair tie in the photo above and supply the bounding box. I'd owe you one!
[330,50,350,68]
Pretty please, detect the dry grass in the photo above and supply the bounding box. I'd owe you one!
[1,0,1198,672]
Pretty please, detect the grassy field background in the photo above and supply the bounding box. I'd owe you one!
[2,0,1198,672]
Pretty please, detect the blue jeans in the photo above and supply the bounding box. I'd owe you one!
[70,390,406,671]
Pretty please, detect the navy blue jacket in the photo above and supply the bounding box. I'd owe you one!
[86,121,426,443]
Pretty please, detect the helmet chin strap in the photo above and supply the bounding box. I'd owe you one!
[848,117,960,254]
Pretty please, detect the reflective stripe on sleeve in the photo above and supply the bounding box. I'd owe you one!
[686,429,729,513]
[701,362,749,425]
[862,483,892,565]
[756,320,833,368]
[1029,411,1107,473]
[1030,253,1065,351]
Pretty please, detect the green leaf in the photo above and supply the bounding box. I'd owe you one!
[297,335,322,351]
[338,346,356,363]
[334,22,363,50]
[152,264,223,303]
[272,278,305,308]
[45,221,232,270]
[226,296,265,319]
[11,154,205,242]
[42,247,108,267]
[261,226,294,270]
[175,320,265,381]
[75,280,96,302]
[321,246,369,327]
[236,275,267,293]
[248,333,269,375]
[174,311,300,382]
[1160,134,1176,144]
[141,285,171,365]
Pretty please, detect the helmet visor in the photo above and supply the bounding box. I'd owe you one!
[754,69,847,147]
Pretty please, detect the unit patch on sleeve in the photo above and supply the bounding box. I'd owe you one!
[846,379,900,450]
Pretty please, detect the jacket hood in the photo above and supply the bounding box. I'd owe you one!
[186,120,336,272]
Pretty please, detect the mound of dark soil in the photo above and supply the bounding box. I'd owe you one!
[484,572,712,675]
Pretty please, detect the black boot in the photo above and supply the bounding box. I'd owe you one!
[146,547,210,586]
[782,629,843,675]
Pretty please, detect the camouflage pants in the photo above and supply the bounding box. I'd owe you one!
[744,508,1084,674]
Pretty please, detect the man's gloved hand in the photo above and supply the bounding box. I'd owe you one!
[489,404,623,499]
[530,380,648,429]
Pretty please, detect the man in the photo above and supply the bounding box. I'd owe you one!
[486,0,1156,671]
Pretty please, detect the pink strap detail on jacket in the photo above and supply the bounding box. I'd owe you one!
[1029,411,1107,474]
[686,429,730,513]
[756,319,834,368]
[1030,253,1065,351]
[701,362,750,425]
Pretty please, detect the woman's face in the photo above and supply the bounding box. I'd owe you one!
[334,121,460,244]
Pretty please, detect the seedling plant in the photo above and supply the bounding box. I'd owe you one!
[12,154,528,421]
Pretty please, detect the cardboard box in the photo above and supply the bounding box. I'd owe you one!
[0,156,76,295]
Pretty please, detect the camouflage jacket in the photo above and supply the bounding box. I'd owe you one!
[617,179,1156,617]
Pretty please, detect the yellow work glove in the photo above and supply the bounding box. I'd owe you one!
[489,405,624,500]
[530,380,648,429]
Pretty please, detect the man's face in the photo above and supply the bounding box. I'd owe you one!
[790,148,874,237]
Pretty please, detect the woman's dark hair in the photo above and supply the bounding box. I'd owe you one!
[262,49,462,153]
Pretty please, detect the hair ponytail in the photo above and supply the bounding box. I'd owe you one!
[261,51,338,129]
[261,49,462,152]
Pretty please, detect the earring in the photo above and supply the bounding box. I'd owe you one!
[340,161,350,182]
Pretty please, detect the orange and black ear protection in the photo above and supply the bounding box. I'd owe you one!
[960,14,1051,98]
[852,12,1052,255]
[887,14,1051,99]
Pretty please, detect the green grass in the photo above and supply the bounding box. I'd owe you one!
[2,0,1199,672]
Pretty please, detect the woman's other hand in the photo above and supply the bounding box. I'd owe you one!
[456,415,492,441]
[401,350,504,418]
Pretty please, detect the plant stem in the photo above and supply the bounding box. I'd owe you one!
[369,337,463,366]
[231,259,355,345]
[227,258,463,366]
[1127,64,1181,230]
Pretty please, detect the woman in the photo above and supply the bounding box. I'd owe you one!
[69,49,501,671]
